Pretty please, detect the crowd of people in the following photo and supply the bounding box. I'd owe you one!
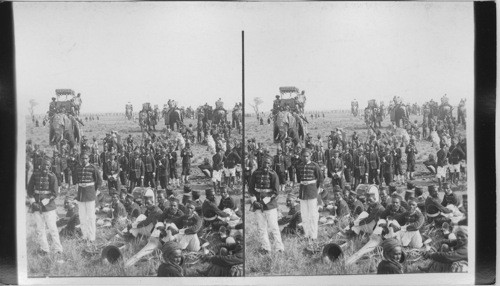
[25,99,244,276]
[245,95,468,274]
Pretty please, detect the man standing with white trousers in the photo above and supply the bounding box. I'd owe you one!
[248,155,284,254]
[75,152,102,242]
[296,149,324,242]
[27,157,63,255]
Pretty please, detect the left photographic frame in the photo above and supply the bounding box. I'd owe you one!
[16,2,244,282]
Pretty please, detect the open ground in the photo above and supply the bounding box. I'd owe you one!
[25,113,242,277]
[244,109,467,276]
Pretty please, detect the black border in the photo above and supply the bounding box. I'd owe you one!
[0,2,18,285]
[474,2,496,285]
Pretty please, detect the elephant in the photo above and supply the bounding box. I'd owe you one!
[394,105,407,128]
[163,108,183,131]
[273,110,305,145]
[213,108,227,125]
[50,113,80,152]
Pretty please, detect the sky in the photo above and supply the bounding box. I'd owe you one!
[14,2,473,114]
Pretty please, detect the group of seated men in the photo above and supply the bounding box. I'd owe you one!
[278,181,466,253]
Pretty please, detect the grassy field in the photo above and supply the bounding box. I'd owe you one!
[244,110,467,276]
[25,113,242,277]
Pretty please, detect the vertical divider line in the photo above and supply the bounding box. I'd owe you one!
[241,30,246,277]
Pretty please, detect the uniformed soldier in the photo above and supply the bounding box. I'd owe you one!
[367,145,380,185]
[168,145,179,187]
[129,150,145,193]
[405,138,418,181]
[327,150,344,189]
[273,146,287,192]
[157,148,169,189]
[142,149,156,188]
[75,152,102,242]
[296,149,324,241]
[353,147,369,188]
[248,155,284,254]
[103,152,121,191]
[27,157,63,254]
[180,142,193,185]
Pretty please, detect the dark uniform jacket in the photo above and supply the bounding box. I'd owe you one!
[168,151,178,170]
[112,201,128,219]
[212,152,224,171]
[354,153,369,175]
[27,170,58,212]
[402,209,425,231]
[143,154,156,173]
[296,161,324,200]
[359,202,385,225]
[157,156,169,177]
[129,157,145,179]
[218,196,236,211]
[381,153,394,175]
[437,149,448,167]
[248,168,280,210]
[368,151,380,170]
[441,193,462,208]
[425,196,452,216]
[273,154,286,173]
[171,213,203,235]
[137,205,163,228]
[225,151,241,169]
[380,205,407,226]
[103,160,120,180]
[327,156,344,177]
[181,148,193,166]
[118,155,129,173]
[334,199,351,217]
[75,163,102,202]
[349,199,365,217]
[202,199,230,219]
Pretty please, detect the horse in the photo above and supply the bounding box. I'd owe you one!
[50,113,81,152]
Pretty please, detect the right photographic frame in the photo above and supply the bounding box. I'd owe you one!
[243,2,475,280]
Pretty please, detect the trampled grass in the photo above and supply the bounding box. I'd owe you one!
[245,110,467,276]
[25,113,242,277]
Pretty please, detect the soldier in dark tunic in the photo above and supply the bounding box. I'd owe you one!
[248,156,284,253]
[278,194,302,235]
[425,185,452,227]
[128,150,145,193]
[27,158,63,254]
[353,147,369,188]
[142,149,156,188]
[201,189,230,231]
[75,152,102,242]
